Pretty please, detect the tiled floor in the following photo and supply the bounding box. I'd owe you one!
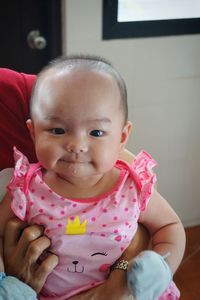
[174,225,200,300]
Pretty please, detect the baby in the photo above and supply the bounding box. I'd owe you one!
[0,55,185,299]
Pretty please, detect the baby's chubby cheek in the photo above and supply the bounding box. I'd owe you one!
[95,155,117,173]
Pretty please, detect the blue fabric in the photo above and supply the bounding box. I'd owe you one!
[0,274,5,281]
[0,273,37,300]
[127,250,172,300]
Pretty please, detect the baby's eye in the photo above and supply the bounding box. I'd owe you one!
[90,130,104,137]
[50,128,65,135]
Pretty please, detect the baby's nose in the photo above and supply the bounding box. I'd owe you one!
[66,138,88,153]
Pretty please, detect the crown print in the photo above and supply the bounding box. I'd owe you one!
[66,216,87,235]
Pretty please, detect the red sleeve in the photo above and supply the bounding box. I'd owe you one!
[0,68,37,170]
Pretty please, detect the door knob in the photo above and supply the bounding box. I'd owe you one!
[27,30,47,50]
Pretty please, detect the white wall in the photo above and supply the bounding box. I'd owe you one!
[63,0,200,227]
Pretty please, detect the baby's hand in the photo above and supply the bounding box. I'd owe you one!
[127,250,172,300]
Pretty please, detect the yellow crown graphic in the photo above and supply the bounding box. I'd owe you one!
[65,216,87,235]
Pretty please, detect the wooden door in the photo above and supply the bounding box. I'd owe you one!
[0,0,62,74]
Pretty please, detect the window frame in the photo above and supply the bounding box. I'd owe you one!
[102,0,200,40]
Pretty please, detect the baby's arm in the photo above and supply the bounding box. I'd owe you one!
[139,189,186,274]
[121,149,185,271]
[127,189,185,299]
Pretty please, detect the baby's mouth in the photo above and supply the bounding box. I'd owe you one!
[61,159,87,164]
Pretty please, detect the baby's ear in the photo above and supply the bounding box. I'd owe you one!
[26,119,35,142]
[120,121,132,150]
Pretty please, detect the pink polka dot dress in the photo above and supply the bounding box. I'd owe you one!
[8,148,179,300]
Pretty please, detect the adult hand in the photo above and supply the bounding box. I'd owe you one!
[3,218,58,294]
[68,271,133,300]
[122,224,150,261]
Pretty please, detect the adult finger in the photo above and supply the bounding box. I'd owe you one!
[4,218,45,260]
[24,235,51,265]
[4,218,28,257]
[15,224,45,259]
[34,254,59,293]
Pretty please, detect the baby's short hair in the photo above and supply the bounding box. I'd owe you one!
[31,54,128,123]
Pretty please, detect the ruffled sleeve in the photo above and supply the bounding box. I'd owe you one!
[131,151,157,211]
[7,147,30,220]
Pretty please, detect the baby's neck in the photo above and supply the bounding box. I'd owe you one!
[43,168,120,199]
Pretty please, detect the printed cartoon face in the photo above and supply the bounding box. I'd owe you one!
[42,234,123,297]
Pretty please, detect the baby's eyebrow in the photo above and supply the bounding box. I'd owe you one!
[43,116,112,124]
[89,118,111,123]
[44,116,62,121]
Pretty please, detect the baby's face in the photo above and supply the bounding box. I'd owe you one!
[28,68,131,183]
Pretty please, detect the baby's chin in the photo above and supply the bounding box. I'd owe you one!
[56,162,96,180]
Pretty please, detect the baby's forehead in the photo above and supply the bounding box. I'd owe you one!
[32,67,122,117]
[40,66,117,86]
[36,67,121,102]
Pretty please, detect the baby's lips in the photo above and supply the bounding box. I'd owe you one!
[99,264,111,272]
